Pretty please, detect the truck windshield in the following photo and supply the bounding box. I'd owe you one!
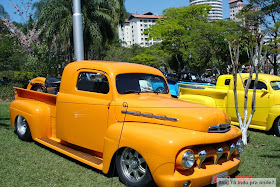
[116,73,169,94]
[271,81,280,90]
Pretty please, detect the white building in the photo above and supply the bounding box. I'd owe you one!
[118,12,162,47]
[189,0,223,20]
[229,0,260,33]
[229,0,246,21]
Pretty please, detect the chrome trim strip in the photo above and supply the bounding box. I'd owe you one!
[227,143,236,160]
[197,150,207,169]
[208,124,231,133]
[121,110,179,122]
[214,147,223,165]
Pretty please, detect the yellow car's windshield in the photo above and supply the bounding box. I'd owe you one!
[270,81,280,90]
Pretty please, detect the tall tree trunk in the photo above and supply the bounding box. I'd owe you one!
[274,54,278,75]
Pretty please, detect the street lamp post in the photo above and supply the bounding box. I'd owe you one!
[73,0,84,61]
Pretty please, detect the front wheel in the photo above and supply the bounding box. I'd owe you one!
[273,118,280,137]
[15,115,32,141]
[116,148,155,187]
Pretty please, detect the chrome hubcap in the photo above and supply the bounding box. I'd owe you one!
[17,115,27,135]
[120,148,147,182]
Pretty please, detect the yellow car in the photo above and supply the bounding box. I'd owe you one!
[179,73,280,136]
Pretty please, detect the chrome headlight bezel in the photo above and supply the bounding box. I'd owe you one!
[236,139,244,154]
[182,150,195,169]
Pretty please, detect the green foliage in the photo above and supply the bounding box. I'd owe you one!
[13,71,36,83]
[129,54,163,68]
[36,0,126,61]
[147,5,247,74]
[0,35,27,71]
[0,4,8,18]
[0,83,24,101]
[246,0,280,74]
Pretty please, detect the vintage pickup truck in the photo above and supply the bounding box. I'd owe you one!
[179,73,280,137]
[10,61,243,187]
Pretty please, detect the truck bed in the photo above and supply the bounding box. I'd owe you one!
[14,87,57,106]
[179,87,228,112]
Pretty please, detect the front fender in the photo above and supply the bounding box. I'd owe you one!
[10,99,51,139]
[102,122,241,174]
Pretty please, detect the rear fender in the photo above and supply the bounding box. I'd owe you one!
[10,99,51,139]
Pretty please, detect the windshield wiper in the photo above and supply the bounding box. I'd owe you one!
[124,90,141,94]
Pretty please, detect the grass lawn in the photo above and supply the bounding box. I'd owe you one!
[1,103,279,186]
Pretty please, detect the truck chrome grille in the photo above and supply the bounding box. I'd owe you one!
[208,124,231,133]
[192,140,239,169]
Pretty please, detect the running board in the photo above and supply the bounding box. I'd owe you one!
[34,137,103,170]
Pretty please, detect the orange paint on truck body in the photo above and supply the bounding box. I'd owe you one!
[10,61,242,187]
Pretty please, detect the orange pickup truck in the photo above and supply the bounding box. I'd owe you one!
[10,60,243,187]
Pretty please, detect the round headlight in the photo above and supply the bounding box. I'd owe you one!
[182,150,195,169]
[236,139,244,154]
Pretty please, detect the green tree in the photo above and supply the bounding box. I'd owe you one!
[0,35,27,71]
[0,4,8,18]
[147,5,211,72]
[129,54,162,68]
[147,5,245,74]
[246,0,280,74]
[35,0,126,62]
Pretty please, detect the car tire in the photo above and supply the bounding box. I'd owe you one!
[273,117,280,137]
[15,115,32,141]
[116,147,155,187]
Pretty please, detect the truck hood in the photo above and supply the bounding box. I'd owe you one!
[114,94,230,132]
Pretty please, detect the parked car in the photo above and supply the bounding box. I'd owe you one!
[179,73,280,136]
[11,61,243,187]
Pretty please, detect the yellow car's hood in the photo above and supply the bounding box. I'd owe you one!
[114,94,230,133]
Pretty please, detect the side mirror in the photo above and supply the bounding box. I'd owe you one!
[261,88,268,93]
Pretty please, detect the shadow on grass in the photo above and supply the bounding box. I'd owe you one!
[0,123,10,129]
[247,127,277,137]
[259,155,280,159]
[0,118,10,120]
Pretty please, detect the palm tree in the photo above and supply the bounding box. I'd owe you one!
[0,4,9,18]
[34,0,126,62]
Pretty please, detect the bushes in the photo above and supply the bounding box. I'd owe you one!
[0,71,35,101]
[0,82,24,101]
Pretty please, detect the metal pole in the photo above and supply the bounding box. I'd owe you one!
[73,0,84,61]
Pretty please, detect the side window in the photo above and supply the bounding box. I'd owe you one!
[244,80,267,90]
[224,79,231,85]
[77,72,109,94]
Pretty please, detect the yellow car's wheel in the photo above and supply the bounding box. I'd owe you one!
[273,118,280,137]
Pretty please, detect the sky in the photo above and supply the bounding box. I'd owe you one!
[124,0,249,19]
[3,0,249,22]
